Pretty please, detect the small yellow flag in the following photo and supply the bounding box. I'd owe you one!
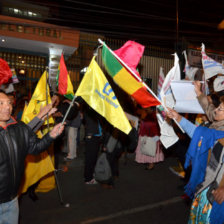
[76,57,132,134]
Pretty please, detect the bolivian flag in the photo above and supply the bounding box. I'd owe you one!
[57,54,74,100]
[76,57,132,134]
[102,43,160,108]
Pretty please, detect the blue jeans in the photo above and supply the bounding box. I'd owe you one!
[0,197,19,224]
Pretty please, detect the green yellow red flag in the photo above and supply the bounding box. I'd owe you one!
[101,43,160,108]
[57,54,74,100]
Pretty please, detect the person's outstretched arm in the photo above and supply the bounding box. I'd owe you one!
[166,108,196,138]
[27,122,65,155]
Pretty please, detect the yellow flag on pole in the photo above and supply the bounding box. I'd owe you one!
[20,71,55,194]
[21,71,54,126]
[76,57,132,134]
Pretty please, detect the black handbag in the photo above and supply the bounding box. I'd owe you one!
[206,181,218,204]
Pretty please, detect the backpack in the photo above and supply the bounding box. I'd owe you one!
[94,152,112,183]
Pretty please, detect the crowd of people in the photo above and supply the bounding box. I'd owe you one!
[0,82,166,224]
[1,66,224,224]
[167,76,224,224]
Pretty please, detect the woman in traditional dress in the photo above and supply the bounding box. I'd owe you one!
[135,107,164,170]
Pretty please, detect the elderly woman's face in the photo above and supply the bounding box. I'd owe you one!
[214,103,224,121]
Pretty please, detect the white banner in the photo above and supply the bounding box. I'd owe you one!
[201,43,224,80]
[188,49,224,68]
[170,80,204,114]
[156,113,179,149]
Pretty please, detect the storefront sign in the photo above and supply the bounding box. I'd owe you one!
[0,23,62,39]
[0,15,79,48]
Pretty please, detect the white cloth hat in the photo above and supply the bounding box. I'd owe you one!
[213,76,224,92]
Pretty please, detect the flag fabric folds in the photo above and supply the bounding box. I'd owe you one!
[201,43,224,80]
[201,73,209,95]
[20,150,55,194]
[156,112,179,148]
[20,71,55,193]
[160,53,180,108]
[156,53,180,148]
[157,67,165,96]
[21,71,54,126]
[76,57,132,135]
[183,50,198,81]
[161,53,180,95]
[57,54,74,100]
[114,40,145,78]
[101,42,160,108]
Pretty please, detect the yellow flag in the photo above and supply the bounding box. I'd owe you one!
[20,71,55,194]
[21,71,54,126]
[76,57,132,134]
[20,150,55,194]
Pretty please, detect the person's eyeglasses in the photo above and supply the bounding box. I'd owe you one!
[216,106,224,111]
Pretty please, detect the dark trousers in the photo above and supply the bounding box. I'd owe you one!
[175,139,190,168]
[175,138,191,183]
[53,133,64,169]
[107,147,123,177]
[84,136,101,182]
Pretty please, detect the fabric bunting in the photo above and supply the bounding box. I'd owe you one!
[101,42,160,108]
[76,57,132,135]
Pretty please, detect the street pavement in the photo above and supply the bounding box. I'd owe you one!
[19,142,191,224]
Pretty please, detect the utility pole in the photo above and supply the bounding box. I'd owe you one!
[175,0,185,79]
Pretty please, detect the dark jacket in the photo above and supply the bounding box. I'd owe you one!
[0,117,54,203]
[55,101,79,124]
[83,106,101,136]
[77,97,101,136]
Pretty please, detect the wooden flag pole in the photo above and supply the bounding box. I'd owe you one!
[98,39,185,133]
[45,67,69,207]
[46,67,50,131]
